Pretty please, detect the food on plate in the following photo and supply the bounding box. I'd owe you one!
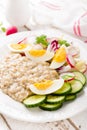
[29,79,64,95]
[8,43,32,53]
[25,49,54,62]
[0,34,86,111]
[50,46,66,69]
[0,53,58,102]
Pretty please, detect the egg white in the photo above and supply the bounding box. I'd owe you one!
[25,50,54,62]
[50,61,65,69]
[8,43,32,53]
[29,79,64,95]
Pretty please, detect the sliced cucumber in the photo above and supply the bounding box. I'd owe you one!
[69,79,83,94]
[73,71,86,85]
[23,95,46,107]
[60,72,74,82]
[46,95,65,104]
[65,95,76,101]
[53,82,72,95]
[39,102,62,111]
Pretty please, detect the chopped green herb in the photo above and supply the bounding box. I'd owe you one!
[1,27,6,32]
[36,35,48,47]
[0,22,6,33]
[58,40,70,47]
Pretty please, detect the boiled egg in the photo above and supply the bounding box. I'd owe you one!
[29,79,64,95]
[25,49,54,62]
[8,43,32,53]
[50,46,66,69]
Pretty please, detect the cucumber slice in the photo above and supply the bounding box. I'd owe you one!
[46,95,65,104]
[60,72,74,82]
[23,95,46,107]
[73,71,86,85]
[53,82,71,95]
[39,102,62,111]
[69,79,83,94]
[65,95,76,101]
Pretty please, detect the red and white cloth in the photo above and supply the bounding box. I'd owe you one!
[26,0,87,42]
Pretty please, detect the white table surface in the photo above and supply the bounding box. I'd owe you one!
[0,1,87,130]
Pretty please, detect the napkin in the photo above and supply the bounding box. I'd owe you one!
[26,0,87,42]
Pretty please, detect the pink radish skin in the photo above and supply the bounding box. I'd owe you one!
[6,26,18,35]
[66,54,75,68]
[83,66,87,73]
[64,77,74,82]
[60,72,75,82]
[67,45,80,57]
[47,37,58,43]
[76,64,87,73]
[58,65,72,73]
[84,65,87,74]
[18,37,27,44]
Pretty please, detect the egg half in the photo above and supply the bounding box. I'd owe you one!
[29,79,64,95]
[25,49,54,62]
[50,46,66,69]
[8,43,32,53]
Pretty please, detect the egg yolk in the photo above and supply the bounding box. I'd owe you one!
[53,47,66,62]
[29,50,46,57]
[34,80,53,90]
[11,43,29,50]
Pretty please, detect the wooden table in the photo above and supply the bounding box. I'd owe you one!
[0,1,87,130]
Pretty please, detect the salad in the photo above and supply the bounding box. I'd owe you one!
[8,35,87,111]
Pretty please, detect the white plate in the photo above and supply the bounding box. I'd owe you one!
[0,28,87,123]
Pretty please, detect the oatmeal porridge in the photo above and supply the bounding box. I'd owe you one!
[0,53,58,102]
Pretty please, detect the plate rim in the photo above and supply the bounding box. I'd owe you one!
[0,28,87,123]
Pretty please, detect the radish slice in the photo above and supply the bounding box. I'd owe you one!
[18,37,27,44]
[58,65,72,73]
[47,37,58,43]
[66,54,75,68]
[75,61,87,73]
[60,72,75,82]
[67,45,80,57]
[47,40,59,52]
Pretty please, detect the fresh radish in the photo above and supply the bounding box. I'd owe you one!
[67,45,80,57]
[18,37,27,44]
[66,54,75,68]
[60,72,75,82]
[47,37,58,43]
[51,40,59,52]
[6,26,18,35]
[75,61,87,73]
[58,65,72,73]
[83,65,87,73]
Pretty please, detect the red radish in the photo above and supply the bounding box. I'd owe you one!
[18,37,27,44]
[47,37,58,43]
[50,40,59,51]
[84,65,87,74]
[75,61,87,73]
[58,65,72,73]
[67,45,80,57]
[6,26,18,35]
[66,54,75,68]
[83,65,87,73]
[60,72,75,82]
